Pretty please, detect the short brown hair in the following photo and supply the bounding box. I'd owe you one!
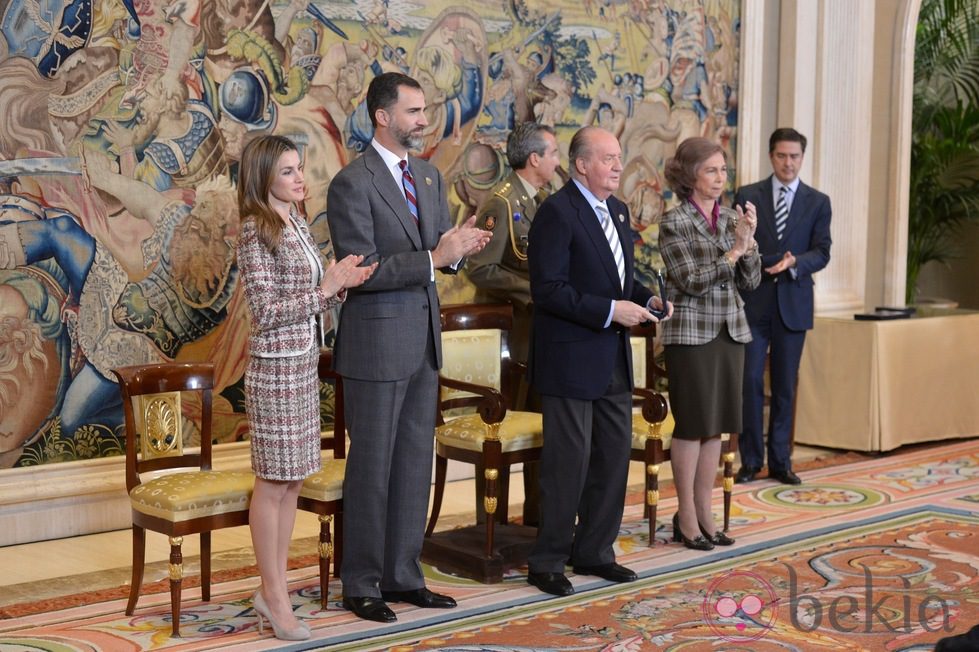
[769,127,807,153]
[664,137,725,200]
[366,72,423,128]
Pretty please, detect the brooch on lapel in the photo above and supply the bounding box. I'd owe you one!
[425,177,432,186]
[618,213,626,223]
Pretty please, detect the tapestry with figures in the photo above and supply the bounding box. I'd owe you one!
[0,0,740,466]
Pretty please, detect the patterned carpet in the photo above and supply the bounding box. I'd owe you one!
[2,439,977,652]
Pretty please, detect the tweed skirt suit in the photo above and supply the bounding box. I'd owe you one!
[237,214,343,480]
[659,201,761,439]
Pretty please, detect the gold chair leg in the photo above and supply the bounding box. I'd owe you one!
[484,468,499,559]
[722,451,735,532]
[318,515,333,610]
[127,525,146,616]
[168,536,184,637]
[647,464,660,547]
[647,433,665,547]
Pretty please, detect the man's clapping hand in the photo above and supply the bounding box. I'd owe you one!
[432,215,492,268]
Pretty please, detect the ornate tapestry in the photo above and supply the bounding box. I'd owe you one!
[0,0,739,466]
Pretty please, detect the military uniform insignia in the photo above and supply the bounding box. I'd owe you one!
[484,215,496,230]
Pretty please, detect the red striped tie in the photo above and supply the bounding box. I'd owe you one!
[399,160,419,224]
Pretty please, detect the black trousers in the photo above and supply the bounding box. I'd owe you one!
[528,345,632,573]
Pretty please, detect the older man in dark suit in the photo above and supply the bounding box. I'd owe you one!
[735,128,832,486]
[525,126,671,597]
[327,72,490,622]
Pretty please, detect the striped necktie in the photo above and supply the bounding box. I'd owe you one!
[597,204,625,289]
[399,160,419,224]
[775,186,788,240]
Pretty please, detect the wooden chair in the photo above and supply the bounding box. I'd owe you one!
[425,303,543,560]
[297,348,347,609]
[112,363,254,637]
[628,324,737,546]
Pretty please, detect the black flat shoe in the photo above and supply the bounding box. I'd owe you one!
[699,524,736,546]
[572,562,637,583]
[527,571,574,596]
[381,587,456,609]
[770,469,802,485]
[672,512,714,550]
[342,596,397,623]
[735,466,760,484]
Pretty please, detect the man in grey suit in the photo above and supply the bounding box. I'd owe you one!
[327,72,491,623]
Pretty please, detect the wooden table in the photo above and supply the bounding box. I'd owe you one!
[795,310,979,451]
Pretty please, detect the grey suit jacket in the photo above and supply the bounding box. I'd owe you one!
[327,146,453,381]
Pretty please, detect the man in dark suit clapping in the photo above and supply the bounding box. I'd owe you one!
[525,126,671,596]
[735,128,832,486]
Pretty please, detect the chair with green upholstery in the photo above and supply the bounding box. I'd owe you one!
[112,362,254,637]
[425,303,543,561]
[629,323,736,546]
[297,348,346,609]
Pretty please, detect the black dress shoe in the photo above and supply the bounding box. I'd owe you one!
[380,587,456,609]
[672,512,714,550]
[699,524,736,546]
[342,596,396,623]
[572,562,638,583]
[735,466,760,484]
[527,572,574,596]
[770,469,802,485]
[935,624,979,652]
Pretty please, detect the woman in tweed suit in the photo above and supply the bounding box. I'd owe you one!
[659,138,761,550]
[237,135,375,639]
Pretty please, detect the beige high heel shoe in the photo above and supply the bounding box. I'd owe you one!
[253,590,311,641]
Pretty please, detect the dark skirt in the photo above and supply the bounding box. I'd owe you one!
[664,330,744,440]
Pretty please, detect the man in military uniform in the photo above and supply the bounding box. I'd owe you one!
[467,121,561,526]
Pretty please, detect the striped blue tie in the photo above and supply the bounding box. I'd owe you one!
[775,186,788,240]
[399,160,419,223]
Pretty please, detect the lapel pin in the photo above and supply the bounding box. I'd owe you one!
[425,177,432,186]
[618,213,625,223]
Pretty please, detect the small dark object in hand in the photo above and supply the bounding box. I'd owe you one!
[648,269,669,320]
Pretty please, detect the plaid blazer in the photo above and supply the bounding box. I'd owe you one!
[658,201,761,346]
[237,215,342,357]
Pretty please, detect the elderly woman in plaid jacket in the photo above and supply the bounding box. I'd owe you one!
[236,135,375,640]
[659,137,761,551]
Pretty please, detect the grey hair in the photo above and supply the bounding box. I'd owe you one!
[568,126,603,178]
[506,122,556,170]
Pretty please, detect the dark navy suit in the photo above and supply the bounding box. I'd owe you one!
[735,176,831,473]
[527,180,652,572]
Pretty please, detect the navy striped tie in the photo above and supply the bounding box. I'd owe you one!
[775,186,788,240]
[399,160,419,224]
